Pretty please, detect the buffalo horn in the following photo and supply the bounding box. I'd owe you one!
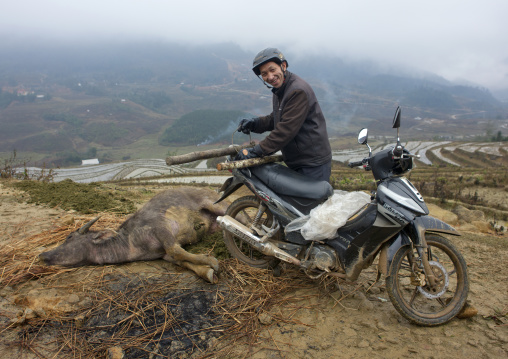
[78,216,101,234]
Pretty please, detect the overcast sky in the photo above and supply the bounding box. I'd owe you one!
[1,0,507,90]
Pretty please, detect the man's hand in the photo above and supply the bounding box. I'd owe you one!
[238,118,257,134]
[235,145,263,161]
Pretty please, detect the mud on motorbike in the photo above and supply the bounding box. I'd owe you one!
[215,107,469,326]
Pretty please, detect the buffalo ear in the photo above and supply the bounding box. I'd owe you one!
[78,216,101,234]
[91,231,112,244]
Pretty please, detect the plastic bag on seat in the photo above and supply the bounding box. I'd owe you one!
[285,190,371,241]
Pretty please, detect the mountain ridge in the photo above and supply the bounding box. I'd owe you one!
[0,40,506,166]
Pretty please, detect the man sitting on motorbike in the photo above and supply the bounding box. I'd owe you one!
[237,48,332,183]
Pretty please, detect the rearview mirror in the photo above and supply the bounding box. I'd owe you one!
[392,106,401,129]
[358,128,368,144]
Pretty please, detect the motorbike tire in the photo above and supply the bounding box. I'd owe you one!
[386,234,469,326]
[222,196,279,269]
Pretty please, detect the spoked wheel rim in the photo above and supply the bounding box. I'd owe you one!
[222,196,278,268]
[387,234,469,326]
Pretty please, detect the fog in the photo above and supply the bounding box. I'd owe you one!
[1,0,507,90]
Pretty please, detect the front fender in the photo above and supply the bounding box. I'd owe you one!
[378,232,411,276]
[378,216,460,276]
[414,215,460,237]
[214,176,243,204]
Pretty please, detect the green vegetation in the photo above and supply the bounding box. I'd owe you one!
[1,150,22,179]
[491,131,508,142]
[52,150,83,167]
[118,89,172,112]
[1,150,54,181]
[403,87,457,110]
[184,231,231,260]
[0,41,506,164]
[11,179,137,214]
[0,90,16,108]
[159,109,246,146]
[80,122,128,145]
[14,132,75,153]
[43,113,83,126]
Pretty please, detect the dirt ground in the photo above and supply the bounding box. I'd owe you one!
[0,181,507,359]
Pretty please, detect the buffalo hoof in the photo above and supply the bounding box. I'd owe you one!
[209,257,220,272]
[457,302,478,319]
[206,268,219,284]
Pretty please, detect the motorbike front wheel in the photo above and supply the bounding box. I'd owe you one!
[222,196,279,268]
[386,234,469,326]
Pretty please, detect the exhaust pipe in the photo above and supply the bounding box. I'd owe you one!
[217,215,301,266]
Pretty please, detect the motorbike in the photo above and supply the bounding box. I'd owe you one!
[215,107,469,326]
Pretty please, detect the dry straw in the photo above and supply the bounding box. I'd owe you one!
[0,214,125,288]
[1,217,373,358]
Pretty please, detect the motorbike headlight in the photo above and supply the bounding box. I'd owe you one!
[392,150,413,175]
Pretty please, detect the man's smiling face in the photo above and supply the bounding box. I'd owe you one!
[259,61,286,88]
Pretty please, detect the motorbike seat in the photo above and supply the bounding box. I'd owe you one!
[249,163,333,202]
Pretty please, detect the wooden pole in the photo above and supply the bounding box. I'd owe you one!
[165,144,254,166]
[216,155,283,171]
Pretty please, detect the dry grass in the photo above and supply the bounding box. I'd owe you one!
[0,214,126,289]
[213,260,318,358]
[0,218,372,358]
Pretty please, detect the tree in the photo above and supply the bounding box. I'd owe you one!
[86,147,97,158]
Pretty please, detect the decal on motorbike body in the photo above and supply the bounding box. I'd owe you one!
[378,184,426,214]
[381,203,409,225]
[400,177,424,202]
[256,191,270,202]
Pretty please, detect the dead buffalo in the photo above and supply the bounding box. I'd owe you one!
[39,187,228,283]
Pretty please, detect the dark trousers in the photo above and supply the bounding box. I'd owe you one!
[293,161,332,183]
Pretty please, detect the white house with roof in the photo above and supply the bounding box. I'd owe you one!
[81,159,100,165]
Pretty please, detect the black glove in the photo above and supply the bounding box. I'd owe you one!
[235,145,263,161]
[238,118,257,134]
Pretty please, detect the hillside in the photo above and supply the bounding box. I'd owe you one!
[0,174,507,358]
[0,40,507,167]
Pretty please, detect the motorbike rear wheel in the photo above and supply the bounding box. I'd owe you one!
[386,234,469,326]
[222,196,279,268]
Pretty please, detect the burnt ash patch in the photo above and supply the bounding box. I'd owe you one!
[83,276,223,358]
[14,274,225,358]
[7,259,330,358]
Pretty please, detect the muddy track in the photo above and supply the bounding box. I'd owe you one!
[0,182,507,359]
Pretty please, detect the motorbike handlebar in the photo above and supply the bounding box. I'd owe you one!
[348,160,365,168]
[406,153,421,159]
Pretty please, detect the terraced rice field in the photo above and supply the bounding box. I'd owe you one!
[14,141,507,187]
[333,141,508,168]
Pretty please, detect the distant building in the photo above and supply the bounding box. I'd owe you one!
[82,159,99,165]
[17,89,30,96]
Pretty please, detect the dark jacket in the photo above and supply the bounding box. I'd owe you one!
[253,71,332,170]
